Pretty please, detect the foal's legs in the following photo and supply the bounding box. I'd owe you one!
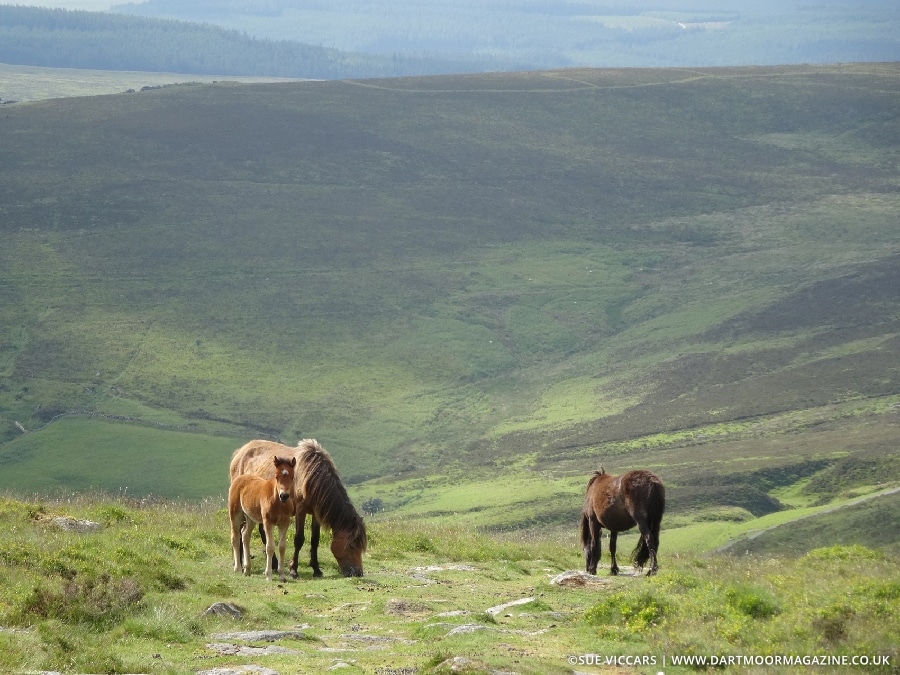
[231,515,245,574]
[262,520,277,581]
[240,518,254,576]
[258,522,279,571]
[276,522,289,583]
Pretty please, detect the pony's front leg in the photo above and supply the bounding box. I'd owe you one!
[608,531,619,576]
[290,510,306,579]
[309,518,323,577]
[263,521,276,581]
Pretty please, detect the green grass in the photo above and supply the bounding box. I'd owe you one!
[0,494,897,674]
[0,418,236,499]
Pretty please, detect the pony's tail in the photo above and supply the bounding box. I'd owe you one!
[631,538,650,569]
[580,513,591,550]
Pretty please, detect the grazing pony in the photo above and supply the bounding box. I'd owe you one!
[230,439,367,577]
[229,455,296,582]
[580,467,665,576]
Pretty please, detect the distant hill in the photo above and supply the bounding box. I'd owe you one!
[0,5,479,79]
[0,65,898,537]
[112,0,900,69]
[2,3,899,80]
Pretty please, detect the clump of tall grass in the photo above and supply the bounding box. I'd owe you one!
[16,574,144,629]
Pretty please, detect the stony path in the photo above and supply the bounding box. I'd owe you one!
[193,564,612,675]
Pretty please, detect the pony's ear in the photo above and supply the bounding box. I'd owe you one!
[291,457,297,467]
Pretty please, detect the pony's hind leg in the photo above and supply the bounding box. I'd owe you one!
[646,521,661,576]
[309,518,323,577]
[630,513,660,576]
[231,516,244,574]
[608,531,620,576]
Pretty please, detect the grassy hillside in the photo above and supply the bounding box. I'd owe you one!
[0,494,897,674]
[0,64,899,545]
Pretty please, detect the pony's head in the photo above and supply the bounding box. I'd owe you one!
[331,520,368,577]
[273,456,296,504]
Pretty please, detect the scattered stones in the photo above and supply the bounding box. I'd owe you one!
[197,667,279,675]
[37,672,149,675]
[409,563,478,584]
[412,564,478,573]
[549,570,609,587]
[207,643,303,657]
[434,609,472,618]
[433,656,516,674]
[47,516,102,533]
[446,623,489,636]
[201,602,244,619]
[486,597,534,616]
[385,598,431,617]
[211,630,306,642]
[428,621,550,638]
[337,633,416,647]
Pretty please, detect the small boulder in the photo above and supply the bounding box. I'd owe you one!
[549,570,609,587]
[201,602,244,619]
[50,516,102,533]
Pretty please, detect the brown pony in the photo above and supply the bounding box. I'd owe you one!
[580,467,665,576]
[230,439,367,577]
[229,455,296,582]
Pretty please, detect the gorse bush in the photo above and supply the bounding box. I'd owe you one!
[724,583,780,619]
[585,589,669,632]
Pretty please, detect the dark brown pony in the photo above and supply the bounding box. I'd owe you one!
[230,439,367,577]
[580,467,665,576]
[229,455,296,582]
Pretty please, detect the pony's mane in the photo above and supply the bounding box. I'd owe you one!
[295,439,367,551]
[586,466,606,487]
